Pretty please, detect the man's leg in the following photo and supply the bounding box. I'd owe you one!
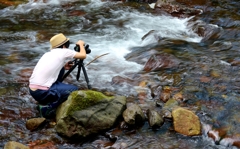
[29,89,60,118]
[50,81,78,103]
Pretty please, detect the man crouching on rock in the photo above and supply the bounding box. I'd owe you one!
[29,33,86,118]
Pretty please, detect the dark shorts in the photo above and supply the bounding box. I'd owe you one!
[29,81,78,105]
[29,67,78,106]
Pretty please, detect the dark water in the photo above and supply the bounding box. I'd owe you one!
[1,0,240,148]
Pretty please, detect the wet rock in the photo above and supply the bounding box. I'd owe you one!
[231,59,240,66]
[210,69,221,78]
[191,22,223,42]
[111,142,128,149]
[210,41,232,52]
[230,139,240,148]
[151,85,162,99]
[164,98,179,110]
[172,107,201,136]
[200,76,211,83]
[111,76,138,86]
[176,0,208,6]
[26,118,46,131]
[160,98,179,119]
[0,0,28,9]
[18,68,33,83]
[182,85,201,93]
[123,104,145,125]
[159,87,172,103]
[56,90,126,138]
[147,109,164,128]
[4,141,29,149]
[141,30,164,42]
[143,53,180,72]
[207,130,221,144]
[161,109,172,119]
[207,127,228,145]
[68,10,86,16]
[154,0,203,18]
[172,92,183,102]
[28,140,56,149]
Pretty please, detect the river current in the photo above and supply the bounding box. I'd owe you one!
[1,0,240,148]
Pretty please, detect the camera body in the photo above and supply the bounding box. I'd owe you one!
[74,44,91,54]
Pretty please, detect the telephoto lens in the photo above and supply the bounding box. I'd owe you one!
[84,44,91,54]
[74,45,80,52]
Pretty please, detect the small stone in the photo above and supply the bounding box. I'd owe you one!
[4,141,29,149]
[26,118,46,131]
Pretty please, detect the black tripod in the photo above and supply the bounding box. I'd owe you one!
[61,59,92,89]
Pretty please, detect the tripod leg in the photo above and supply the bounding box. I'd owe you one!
[81,64,92,89]
[77,62,82,81]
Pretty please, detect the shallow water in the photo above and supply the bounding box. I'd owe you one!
[1,0,240,148]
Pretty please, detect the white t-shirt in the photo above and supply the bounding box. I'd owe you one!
[29,48,77,87]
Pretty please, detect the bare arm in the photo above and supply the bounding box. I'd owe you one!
[73,40,87,59]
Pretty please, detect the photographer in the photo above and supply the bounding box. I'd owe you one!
[29,33,87,118]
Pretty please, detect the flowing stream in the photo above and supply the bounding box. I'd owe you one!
[1,0,240,148]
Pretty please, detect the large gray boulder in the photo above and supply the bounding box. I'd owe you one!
[55,90,126,138]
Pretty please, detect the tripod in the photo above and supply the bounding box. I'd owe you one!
[61,59,92,89]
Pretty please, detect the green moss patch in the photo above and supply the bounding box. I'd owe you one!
[66,90,114,116]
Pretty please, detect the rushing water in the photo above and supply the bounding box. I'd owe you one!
[1,0,240,148]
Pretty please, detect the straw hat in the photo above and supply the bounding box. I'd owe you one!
[50,33,69,49]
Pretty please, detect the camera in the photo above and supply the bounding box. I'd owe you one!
[74,44,91,54]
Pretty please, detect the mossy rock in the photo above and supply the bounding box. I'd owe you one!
[56,90,114,122]
[55,90,126,138]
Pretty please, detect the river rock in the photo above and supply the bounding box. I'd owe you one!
[172,107,201,136]
[143,53,180,72]
[154,0,202,18]
[147,109,164,128]
[55,90,126,138]
[0,0,28,9]
[4,141,29,149]
[26,117,46,131]
[210,41,232,52]
[163,98,179,111]
[160,98,179,119]
[159,87,171,103]
[28,140,56,149]
[122,104,145,125]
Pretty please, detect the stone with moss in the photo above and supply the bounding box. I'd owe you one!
[55,90,126,138]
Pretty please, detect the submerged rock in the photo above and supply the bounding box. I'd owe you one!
[55,90,126,138]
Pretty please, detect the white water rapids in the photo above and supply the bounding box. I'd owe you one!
[0,0,202,94]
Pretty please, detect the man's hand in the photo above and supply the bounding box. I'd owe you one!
[74,40,87,59]
[76,40,85,46]
[64,61,73,70]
